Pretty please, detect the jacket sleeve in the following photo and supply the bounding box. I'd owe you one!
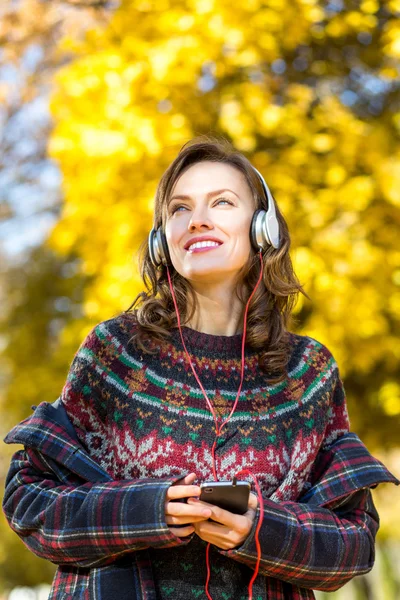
[2,444,191,569]
[2,320,192,568]
[218,369,399,592]
[218,486,378,592]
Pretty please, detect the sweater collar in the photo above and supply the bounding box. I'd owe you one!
[170,325,249,356]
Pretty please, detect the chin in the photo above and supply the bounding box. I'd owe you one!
[182,267,237,284]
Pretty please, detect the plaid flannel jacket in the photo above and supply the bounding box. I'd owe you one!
[3,399,399,600]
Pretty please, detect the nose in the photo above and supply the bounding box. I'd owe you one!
[188,206,214,233]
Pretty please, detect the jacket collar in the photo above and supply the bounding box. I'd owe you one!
[3,400,112,484]
[300,432,400,507]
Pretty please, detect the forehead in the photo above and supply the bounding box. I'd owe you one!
[169,161,253,200]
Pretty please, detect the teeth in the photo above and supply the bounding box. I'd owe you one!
[188,241,221,251]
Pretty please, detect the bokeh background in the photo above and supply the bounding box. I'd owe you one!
[1,0,400,598]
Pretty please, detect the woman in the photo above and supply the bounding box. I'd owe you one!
[3,136,399,600]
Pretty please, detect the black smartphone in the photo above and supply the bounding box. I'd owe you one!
[200,480,250,514]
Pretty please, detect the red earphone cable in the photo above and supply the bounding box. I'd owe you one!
[231,469,264,595]
[166,249,265,600]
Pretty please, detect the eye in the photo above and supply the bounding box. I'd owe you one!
[169,197,234,215]
[169,204,187,215]
[214,197,233,206]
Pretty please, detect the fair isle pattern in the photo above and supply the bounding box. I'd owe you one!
[67,319,342,425]
[90,320,331,411]
[61,313,349,506]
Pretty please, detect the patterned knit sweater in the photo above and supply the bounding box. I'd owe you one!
[59,311,362,599]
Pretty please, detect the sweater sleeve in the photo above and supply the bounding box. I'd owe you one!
[59,322,115,455]
[2,320,191,568]
[321,369,350,447]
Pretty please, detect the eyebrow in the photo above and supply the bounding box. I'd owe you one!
[169,188,240,204]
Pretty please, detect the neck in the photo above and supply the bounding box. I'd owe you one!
[185,282,245,336]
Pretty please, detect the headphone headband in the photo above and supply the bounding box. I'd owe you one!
[251,167,280,250]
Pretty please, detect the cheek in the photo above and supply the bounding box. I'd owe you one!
[229,218,252,252]
[165,221,184,249]
[165,222,187,272]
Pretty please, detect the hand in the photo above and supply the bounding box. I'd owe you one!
[165,473,212,538]
[187,492,258,550]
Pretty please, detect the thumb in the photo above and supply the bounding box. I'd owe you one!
[173,472,197,486]
[248,492,258,510]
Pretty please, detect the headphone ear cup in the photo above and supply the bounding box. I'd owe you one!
[157,228,172,266]
[148,228,159,267]
[250,209,267,251]
[149,227,172,267]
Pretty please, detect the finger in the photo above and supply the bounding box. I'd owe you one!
[187,498,245,530]
[169,524,195,538]
[193,521,243,550]
[195,519,226,533]
[172,473,197,486]
[194,519,230,539]
[166,513,212,525]
[166,484,201,501]
[166,502,212,519]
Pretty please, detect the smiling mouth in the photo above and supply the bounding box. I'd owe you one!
[186,242,223,254]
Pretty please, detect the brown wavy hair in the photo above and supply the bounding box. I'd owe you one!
[124,134,310,384]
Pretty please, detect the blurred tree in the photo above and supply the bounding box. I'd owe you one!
[0,245,94,592]
[0,0,117,593]
[0,0,116,257]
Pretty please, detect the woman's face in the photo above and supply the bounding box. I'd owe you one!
[164,161,256,285]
